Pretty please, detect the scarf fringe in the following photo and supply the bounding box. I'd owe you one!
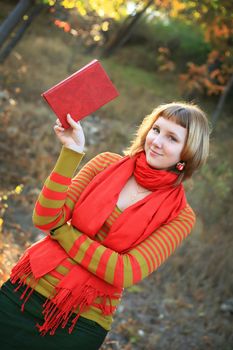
[37,284,115,336]
[10,248,115,335]
[10,251,31,287]
[10,251,39,311]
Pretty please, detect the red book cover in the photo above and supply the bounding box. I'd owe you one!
[41,59,119,128]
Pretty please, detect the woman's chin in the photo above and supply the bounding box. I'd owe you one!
[146,157,164,169]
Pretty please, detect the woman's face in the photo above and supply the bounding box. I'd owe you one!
[144,116,187,169]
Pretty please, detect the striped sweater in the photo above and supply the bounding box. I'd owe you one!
[31,146,196,330]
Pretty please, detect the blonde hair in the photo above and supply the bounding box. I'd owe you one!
[123,101,210,182]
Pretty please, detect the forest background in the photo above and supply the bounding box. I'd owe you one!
[0,1,232,349]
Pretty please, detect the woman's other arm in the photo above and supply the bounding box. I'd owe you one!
[51,205,196,288]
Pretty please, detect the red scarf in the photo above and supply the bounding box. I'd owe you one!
[11,151,186,335]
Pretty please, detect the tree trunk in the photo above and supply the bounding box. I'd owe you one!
[211,74,233,126]
[0,0,34,49]
[0,3,45,64]
[102,0,154,58]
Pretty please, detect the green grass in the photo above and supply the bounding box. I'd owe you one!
[103,58,177,94]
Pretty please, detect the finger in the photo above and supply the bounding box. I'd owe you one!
[54,125,64,132]
[56,118,62,126]
[67,114,80,129]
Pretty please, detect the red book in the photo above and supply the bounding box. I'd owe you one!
[41,59,119,128]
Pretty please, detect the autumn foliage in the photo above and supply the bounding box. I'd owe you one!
[49,0,233,98]
[179,50,232,96]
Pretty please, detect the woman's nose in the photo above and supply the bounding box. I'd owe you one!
[152,134,163,148]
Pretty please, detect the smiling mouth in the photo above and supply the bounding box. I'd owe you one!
[150,149,163,156]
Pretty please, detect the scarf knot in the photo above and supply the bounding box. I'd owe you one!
[134,151,180,190]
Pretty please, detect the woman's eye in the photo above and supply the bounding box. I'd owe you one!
[168,135,177,142]
[152,127,159,133]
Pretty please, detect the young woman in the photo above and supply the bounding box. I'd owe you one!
[0,102,210,349]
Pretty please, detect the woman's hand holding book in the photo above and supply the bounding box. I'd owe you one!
[54,113,85,154]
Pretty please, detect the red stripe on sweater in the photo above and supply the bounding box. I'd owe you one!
[80,241,99,267]
[35,201,61,216]
[169,221,183,243]
[164,228,178,252]
[61,259,75,270]
[95,249,114,281]
[66,193,76,205]
[34,216,62,231]
[67,188,80,201]
[160,226,177,251]
[136,243,159,271]
[151,237,166,263]
[143,240,158,271]
[64,204,72,222]
[49,269,65,280]
[50,172,71,185]
[42,185,67,200]
[128,255,142,284]
[137,244,155,273]
[68,234,88,259]
[113,257,124,288]
[179,216,194,236]
[156,234,171,259]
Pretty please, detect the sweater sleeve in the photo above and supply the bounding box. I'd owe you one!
[32,147,122,231]
[51,205,196,288]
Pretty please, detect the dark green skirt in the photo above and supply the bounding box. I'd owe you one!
[0,279,108,350]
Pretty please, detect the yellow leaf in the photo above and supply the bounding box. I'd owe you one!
[15,185,23,194]
[93,35,101,42]
[101,21,109,32]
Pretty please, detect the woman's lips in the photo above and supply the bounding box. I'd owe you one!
[149,149,163,156]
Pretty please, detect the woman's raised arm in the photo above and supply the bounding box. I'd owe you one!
[32,114,121,231]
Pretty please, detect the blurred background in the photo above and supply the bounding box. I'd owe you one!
[0,1,232,349]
